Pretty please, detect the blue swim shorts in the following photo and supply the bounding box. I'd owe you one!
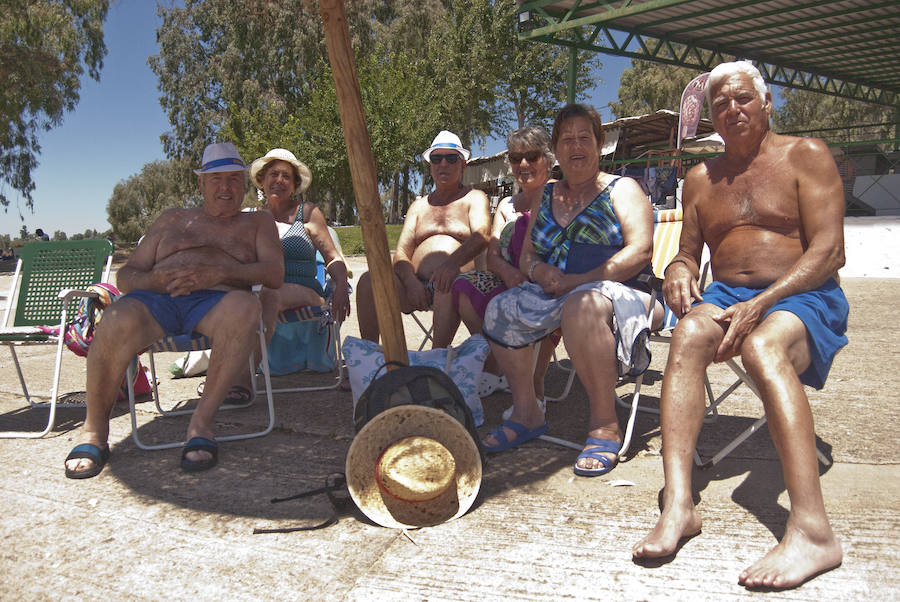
[122,289,229,337]
[697,278,849,389]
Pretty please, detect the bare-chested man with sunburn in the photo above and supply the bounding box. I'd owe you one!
[356,130,490,348]
[632,61,847,589]
[64,142,284,478]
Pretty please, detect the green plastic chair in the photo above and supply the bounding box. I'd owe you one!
[1,239,114,438]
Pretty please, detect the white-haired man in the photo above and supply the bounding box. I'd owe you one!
[632,61,847,589]
[64,142,284,478]
[356,130,490,348]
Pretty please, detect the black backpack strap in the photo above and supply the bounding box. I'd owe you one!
[252,473,350,534]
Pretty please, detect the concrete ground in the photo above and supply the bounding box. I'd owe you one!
[1,247,899,600]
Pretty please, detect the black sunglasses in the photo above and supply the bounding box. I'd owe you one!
[508,150,543,163]
[430,153,461,164]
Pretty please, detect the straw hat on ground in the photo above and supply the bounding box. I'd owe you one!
[249,148,313,193]
[346,405,482,529]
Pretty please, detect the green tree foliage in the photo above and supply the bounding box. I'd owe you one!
[52,230,67,241]
[492,2,600,131]
[149,0,598,224]
[610,59,703,119]
[772,88,895,142]
[106,159,198,243]
[0,0,109,210]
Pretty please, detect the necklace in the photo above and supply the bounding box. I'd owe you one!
[267,202,300,225]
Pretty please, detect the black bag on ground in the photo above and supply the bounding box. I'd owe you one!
[353,361,483,458]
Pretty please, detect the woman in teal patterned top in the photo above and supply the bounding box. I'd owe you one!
[481,104,663,477]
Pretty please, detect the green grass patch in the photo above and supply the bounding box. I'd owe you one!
[335,225,402,255]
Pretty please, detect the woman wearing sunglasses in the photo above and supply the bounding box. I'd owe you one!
[451,126,560,417]
[481,104,663,477]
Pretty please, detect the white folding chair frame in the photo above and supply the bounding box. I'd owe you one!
[262,316,345,394]
[126,293,275,451]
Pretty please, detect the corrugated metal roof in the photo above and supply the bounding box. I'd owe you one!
[517,0,900,106]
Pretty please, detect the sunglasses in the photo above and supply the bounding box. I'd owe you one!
[430,153,461,164]
[508,150,543,163]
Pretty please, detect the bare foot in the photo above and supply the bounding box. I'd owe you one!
[633,501,702,558]
[738,526,842,589]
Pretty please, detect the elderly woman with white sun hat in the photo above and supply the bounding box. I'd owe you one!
[212,148,351,397]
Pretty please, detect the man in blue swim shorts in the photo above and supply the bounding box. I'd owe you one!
[64,142,284,479]
[633,62,846,589]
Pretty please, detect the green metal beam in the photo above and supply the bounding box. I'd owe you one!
[517,3,899,107]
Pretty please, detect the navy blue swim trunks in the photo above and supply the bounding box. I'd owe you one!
[697,278,849,389]
[122,289,229,337]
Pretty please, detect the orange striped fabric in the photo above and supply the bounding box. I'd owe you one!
[651,209,683,277]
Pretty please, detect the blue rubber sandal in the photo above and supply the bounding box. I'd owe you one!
[483,420,549,453]
[180,437,218,472]
[65,443,110,480]
[573,437,620,477]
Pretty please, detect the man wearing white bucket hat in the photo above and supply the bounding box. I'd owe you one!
[356,130,490,348]
[64,142,284,478]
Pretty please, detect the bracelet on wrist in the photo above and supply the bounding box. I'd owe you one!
[665,258,691,273]
[528,261,540,282]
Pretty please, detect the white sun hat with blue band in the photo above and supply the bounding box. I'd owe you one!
[193,142,249,174]
[423,130,470,163]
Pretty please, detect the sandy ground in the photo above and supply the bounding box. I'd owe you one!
[0,217,898,600]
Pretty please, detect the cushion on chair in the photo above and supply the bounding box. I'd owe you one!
[342,335,489,427]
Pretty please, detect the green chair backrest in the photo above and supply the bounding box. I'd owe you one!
[12,239,114,327]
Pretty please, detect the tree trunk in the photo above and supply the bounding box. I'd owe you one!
[319,0,408,364]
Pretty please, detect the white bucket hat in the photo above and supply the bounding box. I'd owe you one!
[249,148,313,194]
[423,130,470,163]
[346,405,482,529]
[193,142,248,174]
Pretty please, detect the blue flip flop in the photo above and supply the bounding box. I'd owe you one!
[180,437,218,472]
[483,420,549,453]
[573,437,620,477]
[65,443,110,479]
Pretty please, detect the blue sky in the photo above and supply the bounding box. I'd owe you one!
[1,1,631,240]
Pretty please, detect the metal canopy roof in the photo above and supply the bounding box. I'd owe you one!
[516,0,900,108]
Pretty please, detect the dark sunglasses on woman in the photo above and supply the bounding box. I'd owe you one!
[508,150,542,163]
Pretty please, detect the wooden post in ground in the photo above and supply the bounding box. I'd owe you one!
[318,0,408,365]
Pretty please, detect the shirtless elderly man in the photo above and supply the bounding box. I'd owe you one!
[356,130,490,347]
[632,61,847,589]
[64,142,283,478]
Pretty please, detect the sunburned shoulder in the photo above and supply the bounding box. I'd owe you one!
[773,133,831,163]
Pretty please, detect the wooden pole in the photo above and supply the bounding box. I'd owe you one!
[319,0,408,365]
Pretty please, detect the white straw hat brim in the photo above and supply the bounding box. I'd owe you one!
[346,405,481,529]
[250,149,313,193]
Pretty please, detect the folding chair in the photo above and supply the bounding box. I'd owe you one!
[1,239,114,438]
[125,287,275,451]
[408,311,434,351]
[617,208,703,458]
[262,303,344,393]
[264,224,346,391]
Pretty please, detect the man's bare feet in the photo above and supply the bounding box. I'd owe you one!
[632,501,702,558]
[738,525,842,589]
